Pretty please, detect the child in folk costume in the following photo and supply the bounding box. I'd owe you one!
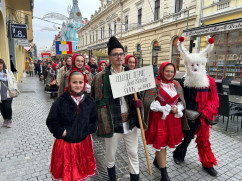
[143,62,189,181]
[46,70,98,181]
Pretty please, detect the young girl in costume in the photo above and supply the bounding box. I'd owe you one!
[143,62,189,181]
[46,70,98,181]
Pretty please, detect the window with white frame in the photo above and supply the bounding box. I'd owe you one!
[103,27,105,38]
[138,8,142,25]
[175,0,183,13]
[114,20,117,35]
[96,30,98,41]
[154,0,160,21]
[109,24,112,37]
[125,15,128,31]
[101,27,103,39]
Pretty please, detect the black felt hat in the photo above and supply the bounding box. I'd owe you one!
[107,36,124,55]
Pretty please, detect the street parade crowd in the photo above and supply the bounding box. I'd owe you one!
[1,36,219,181]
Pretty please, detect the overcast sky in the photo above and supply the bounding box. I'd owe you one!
[33,0,100,54]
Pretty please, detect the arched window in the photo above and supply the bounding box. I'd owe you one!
[124,46,128,55]
[171,37,180,70]
[136,44,142,67]
[137,44,141,52]
[152,41,160,65]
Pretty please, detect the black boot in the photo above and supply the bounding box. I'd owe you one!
[153,157,160,170]
[160,167,170,181]
[173,141,188,164]
[107,166,116,181]
[130,173,139,181]
[203,167,217,177]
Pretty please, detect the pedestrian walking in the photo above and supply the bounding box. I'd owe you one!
[97,60,107,73]
[143,62,189,181]
[91,36,143,181]
[88,56,98,75]
[10,55,17,74]
[58,54,93,97]
[28,61,35,77]
[45,63,58,98]
[125,55,137,70]
[0,58,19,128]
[46,70,98,181]
[173,36,219,177]
[56,56,72,86]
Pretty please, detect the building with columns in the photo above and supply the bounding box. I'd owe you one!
[77,0,202,70]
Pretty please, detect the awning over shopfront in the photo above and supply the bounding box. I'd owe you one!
[87,42,107,50]
[183,18,242,37]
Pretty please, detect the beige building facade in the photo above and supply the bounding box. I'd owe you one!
[0,0,34,82]
[77,0,202,71]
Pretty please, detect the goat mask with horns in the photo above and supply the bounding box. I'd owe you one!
[177,36,214,88]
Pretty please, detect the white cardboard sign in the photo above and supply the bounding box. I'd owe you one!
[109,65,156,99]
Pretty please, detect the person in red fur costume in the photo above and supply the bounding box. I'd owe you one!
[173,36,219,177]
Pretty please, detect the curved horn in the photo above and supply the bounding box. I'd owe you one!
[200,35,214,55]
[177,36,189,55]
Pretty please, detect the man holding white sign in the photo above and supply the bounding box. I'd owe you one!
[91,36,144,181]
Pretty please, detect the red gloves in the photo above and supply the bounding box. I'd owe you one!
[134,99,142,108]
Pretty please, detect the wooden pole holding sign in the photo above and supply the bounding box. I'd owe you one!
[134,93,152,175]
[109,65,156,175]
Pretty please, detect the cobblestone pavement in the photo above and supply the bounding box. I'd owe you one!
[0,76,242,181]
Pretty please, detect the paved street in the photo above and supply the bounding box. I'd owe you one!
[0,75,242,181]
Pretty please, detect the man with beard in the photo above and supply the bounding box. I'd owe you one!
[88,56,98,75]
[173,36,219,177]
[56,56,72,86]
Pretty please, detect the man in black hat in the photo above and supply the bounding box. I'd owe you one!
[91,36,144,181]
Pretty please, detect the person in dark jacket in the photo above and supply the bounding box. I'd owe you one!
[46,70,98,181]
[91,36,143,181]
[88,56,98,75]
[10,55,17,73]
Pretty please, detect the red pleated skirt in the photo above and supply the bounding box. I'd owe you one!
[145,111,184,150]
[50,135,96,181]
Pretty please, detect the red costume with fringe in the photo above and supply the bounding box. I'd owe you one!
[174,76,219,168]
[194,76,219,167]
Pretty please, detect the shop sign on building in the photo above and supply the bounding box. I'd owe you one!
[11,24,27,39]
[17,39,30,47]
[133,52,141,58]
[109,65,155,99]
[184,20,242,36]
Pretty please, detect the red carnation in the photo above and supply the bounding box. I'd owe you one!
[208,37,214,44]
[179,36,185,42]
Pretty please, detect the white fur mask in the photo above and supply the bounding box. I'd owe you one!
[177,36,214,88]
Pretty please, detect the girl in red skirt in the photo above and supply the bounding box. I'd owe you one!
[46,70,98,181]
[143,62,189,181]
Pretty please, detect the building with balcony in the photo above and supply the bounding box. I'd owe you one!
[184,0,242,81]
[77,0,202,70]
[0,0,34,81]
